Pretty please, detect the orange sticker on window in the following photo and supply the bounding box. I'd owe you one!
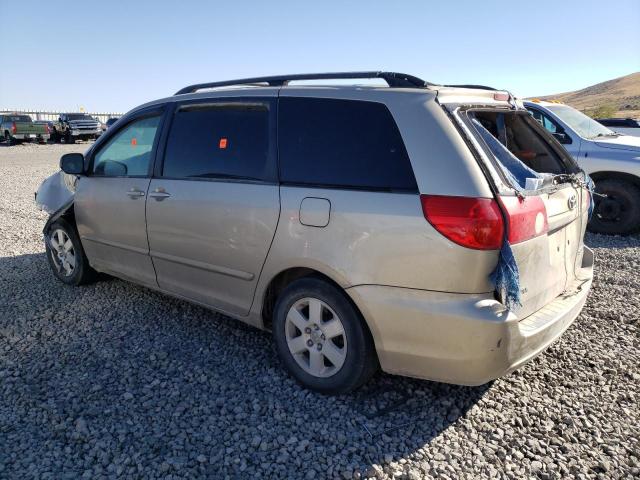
[219,138,228,149]
[131,138,137,146]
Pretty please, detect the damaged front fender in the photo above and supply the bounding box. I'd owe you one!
[35,171,78,231]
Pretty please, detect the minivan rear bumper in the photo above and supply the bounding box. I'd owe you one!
[347,247,594,385]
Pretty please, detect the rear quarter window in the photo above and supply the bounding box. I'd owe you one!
[278,97,417,191]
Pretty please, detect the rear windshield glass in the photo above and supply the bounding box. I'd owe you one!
[470,111,567,175]
[67,114,94,121]
[7,115,32,122]
[278,97,417,192]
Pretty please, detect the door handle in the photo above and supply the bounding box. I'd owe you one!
[149,188,171,201]
[127,188,145,199]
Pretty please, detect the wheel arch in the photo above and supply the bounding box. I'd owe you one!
[259,267,375,345]
[589,170,640,189]
[43,200,76,235]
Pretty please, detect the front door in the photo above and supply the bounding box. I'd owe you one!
[145,98,280,316]
[74,110,164,287]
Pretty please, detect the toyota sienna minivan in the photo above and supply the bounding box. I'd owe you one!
[36,72,594,394]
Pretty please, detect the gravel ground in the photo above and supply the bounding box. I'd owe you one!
[1,143,638,479]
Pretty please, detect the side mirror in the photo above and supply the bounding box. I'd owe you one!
[552,132,572,145]
[60,153,85,174]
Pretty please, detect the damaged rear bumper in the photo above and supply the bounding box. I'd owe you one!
[347,247,594,386]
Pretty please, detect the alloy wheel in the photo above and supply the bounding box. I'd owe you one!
[49,229,76,277]
[285,297,347,378]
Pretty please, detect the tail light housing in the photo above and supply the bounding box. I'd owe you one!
[421,194,548,250]
[11,122,17,134]
[499,195,548,244]
[421,195,504,250]
[44,124,51,134]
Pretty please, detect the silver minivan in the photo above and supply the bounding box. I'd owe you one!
[37,72,594,394]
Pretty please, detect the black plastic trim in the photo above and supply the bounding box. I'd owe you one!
[175,71,430,95]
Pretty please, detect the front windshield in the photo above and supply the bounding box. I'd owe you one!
[67,114,93,121]
[546,105,615,139]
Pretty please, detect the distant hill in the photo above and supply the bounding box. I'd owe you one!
[532,72,640,119]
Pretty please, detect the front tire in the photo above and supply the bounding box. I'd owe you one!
[588,178,640,235]
[273,277,378,394]
[45,218,97,285]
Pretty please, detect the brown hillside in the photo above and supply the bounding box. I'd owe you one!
[532,72,640,118]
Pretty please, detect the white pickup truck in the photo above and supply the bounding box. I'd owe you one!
[524,100,640,235]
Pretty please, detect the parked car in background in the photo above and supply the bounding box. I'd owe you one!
[36,72,593,394]
[51,113,101,144]
[596,118,640,137]
[1,113,50,145]
[105,117,120,129]
[94,117,107,136]
[525,100,640,235]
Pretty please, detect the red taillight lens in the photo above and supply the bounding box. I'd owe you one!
[11,122,17,134]
[499,195,548,244]
[44,124,50,134]
[421,195,504,250]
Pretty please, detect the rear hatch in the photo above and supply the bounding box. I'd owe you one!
[437,90,588,317]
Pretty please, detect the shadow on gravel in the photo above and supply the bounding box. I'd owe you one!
[1,251,493,478]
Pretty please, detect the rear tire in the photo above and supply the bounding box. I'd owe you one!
[588,178,640,235]
[272,277,378,394]
[45,218,97,285]
[4,131,14,146]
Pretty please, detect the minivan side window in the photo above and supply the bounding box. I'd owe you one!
[162,102,274,182]
[278,97,417,191]
[92,115,161,177]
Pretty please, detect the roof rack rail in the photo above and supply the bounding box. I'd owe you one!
[174,71,431,95]
[443,84,497,91]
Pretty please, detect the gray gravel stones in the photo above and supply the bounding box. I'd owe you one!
[1,143,639,479]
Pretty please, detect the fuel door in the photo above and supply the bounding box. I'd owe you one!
[300,197,331,227]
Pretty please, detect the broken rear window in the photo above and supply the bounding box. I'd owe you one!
[471,111,566,175]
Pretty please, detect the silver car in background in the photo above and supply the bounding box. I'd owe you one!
[36,72,593,394]
[525,100,640,235]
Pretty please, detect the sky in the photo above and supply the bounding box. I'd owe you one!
[1,0,639,114]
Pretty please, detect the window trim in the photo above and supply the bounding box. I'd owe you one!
[87,106,167,178]
[276,96,418,193]
[155,98,278,184]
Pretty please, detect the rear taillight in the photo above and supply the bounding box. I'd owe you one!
[421,194,548,249]
[421,195,504,250]
[499,195,548,244]
[11,122,17,134]
[44,124,50,134]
